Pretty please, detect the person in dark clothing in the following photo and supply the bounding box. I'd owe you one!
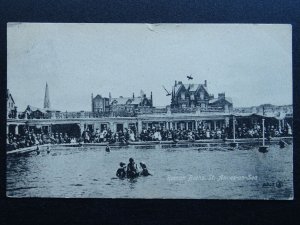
[36,145,40,155]
[139,162,152,176]
[46,146,51,154]
[116,162,127,178]
[127,158,138,178]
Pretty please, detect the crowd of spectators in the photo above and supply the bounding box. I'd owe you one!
[6,127,77,151]
[7,123,292,151]
[139,123,292,141]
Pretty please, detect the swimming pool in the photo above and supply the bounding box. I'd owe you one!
[6,142,293,199]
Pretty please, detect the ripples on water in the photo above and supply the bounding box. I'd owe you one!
[6,142,293,199]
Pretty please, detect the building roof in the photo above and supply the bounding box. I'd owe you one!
[174,85,182,95]
[26,105,47,113]
[111,97,130,105]
[94,94,103,99]
[111,97,143,105]
[209,97,233,105]
[25,105,60,113]
[188,84,199,92]
[131,97,143,105]
[174,83,208,95]
[7,89,15,104]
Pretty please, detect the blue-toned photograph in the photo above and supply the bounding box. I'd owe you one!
[6,23,293,199]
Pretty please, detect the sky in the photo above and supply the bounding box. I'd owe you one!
[7,23,292,111]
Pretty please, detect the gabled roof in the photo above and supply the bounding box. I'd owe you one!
[94,94,103,99]
[174,83,208,95]
[209,97,233,105]
[25,105,47,113]
[7,89,15,104]
[174,84,184,95]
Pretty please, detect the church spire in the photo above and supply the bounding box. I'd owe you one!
[44,82,51,109]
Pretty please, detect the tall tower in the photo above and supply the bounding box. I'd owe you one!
[44,82,51,109]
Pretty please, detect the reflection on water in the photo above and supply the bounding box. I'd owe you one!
[6,143,293,199]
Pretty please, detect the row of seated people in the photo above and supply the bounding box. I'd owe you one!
[7,123,292,150]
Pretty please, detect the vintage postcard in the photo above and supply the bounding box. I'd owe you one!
[6,23,293,199]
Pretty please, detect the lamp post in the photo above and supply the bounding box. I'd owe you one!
[259,118,269,153]
[229,115,237,148]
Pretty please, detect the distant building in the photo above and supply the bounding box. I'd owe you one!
[171,80,211,108]
[91,94,110,113]
[91,91,153,115]
[171,80,233,112]
[23,105,48,119]
[208,93,233,112]
[19,83,60,119]
[20,105,61,119]
[7,89,17,118]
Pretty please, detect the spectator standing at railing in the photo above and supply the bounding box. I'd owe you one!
[206,129,210,139]
[99,132,104,142]
[129,129,135,141]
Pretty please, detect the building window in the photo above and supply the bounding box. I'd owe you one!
[181,92,185,100]
[190,94,194,100]
[200,92,204,100]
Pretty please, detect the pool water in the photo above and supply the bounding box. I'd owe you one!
[6,143,293,199]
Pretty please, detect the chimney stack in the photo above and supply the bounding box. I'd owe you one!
[133,92,135,99]
[151,91,153,104]
[175,80,177,86]
[204,80,207,87]
[218,93,225,99]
